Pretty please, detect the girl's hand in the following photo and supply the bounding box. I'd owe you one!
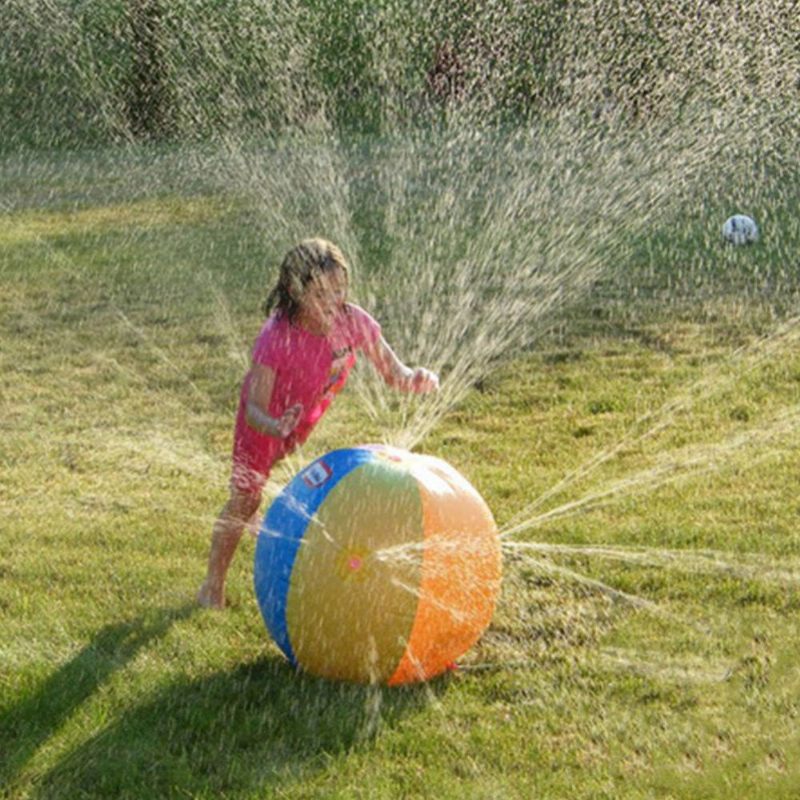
[274,403,303,437]
[410,367,439,394]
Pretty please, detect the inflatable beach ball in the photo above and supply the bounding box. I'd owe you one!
[254,445,502,685]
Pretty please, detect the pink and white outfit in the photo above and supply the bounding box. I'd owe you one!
[231,302,381,494]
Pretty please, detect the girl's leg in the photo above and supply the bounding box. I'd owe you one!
[197,488,262,609]
[245,511,261,537]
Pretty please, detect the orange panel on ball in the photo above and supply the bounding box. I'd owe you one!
[387,456,502,685]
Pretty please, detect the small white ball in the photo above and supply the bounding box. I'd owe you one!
[722,214,759,246]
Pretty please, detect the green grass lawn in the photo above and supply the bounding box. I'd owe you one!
[2,142,800,799]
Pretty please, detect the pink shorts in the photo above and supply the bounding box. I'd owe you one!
[230,459,272,496]
[230,421,315,497]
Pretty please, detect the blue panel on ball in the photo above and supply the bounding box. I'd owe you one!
[253,447,376,666]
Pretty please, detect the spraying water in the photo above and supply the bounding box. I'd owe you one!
[2,0,800,738]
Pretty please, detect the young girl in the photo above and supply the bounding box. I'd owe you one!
[198,238,439,608]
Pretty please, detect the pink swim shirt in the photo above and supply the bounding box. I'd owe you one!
[231,303,381,490]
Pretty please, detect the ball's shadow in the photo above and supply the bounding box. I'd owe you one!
[22,608,445,798]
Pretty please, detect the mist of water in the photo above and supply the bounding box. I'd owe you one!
[3,0,800,699]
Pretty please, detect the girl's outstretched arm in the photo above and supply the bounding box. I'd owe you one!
[362,336,439,393]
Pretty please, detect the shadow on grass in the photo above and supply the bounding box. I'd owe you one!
[28,650,444,799]
[0,603,197,791]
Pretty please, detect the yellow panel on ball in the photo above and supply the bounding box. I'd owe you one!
[286,460,423,684]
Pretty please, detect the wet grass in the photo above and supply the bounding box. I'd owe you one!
[2,147,800,799]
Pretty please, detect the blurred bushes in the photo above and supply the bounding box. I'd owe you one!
[1,0,797,151]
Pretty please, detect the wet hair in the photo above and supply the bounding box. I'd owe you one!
[262,238,349,319]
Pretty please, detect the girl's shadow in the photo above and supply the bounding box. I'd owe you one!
[1,603,197,787]
[6,606,442,798]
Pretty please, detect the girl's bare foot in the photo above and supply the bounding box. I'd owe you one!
[197,580,225,609]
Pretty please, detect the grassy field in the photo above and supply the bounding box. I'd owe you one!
[2,141,800,799]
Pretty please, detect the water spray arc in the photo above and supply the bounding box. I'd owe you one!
[2,4,800,790]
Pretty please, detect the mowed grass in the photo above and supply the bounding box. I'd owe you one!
[2,158,800,799]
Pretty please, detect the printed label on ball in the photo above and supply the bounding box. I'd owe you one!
[302,460,333,488]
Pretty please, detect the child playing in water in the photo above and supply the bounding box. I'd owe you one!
[198,238,439,608]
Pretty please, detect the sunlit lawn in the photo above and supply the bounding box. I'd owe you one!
[2,149,800,799]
